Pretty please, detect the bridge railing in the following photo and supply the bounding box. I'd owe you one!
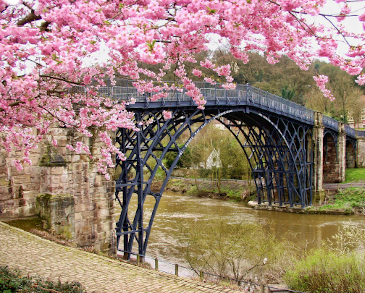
[249,86,315,123]
[323,115,339,132]
[345,125,356,138]
[69,80,365,137]
[90,81,316,124]
[357,130,365,137]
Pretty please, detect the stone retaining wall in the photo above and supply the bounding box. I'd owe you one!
[0,127,115,252]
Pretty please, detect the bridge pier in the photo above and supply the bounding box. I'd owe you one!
[322,123,346,183]
[313,112,324,196]
[313,113,348,201]
[338,124,347,183]
[356,136,365,167]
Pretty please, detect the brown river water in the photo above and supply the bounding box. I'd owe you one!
[116,192,365,276]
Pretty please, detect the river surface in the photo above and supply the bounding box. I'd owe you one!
[116,192,365,276]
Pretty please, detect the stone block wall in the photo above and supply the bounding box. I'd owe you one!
[346,142,356,168]
[356,137,365,167]
[36,193,75,239]
[322,136,341,183]
[0,127,116,252]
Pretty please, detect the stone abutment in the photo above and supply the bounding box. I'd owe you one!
[0,127,115,253]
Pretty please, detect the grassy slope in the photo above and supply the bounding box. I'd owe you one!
[343,168,365,183]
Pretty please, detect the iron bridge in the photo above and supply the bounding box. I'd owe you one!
[86,80,362,259]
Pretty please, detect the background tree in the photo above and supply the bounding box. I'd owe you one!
[316,63,363,123]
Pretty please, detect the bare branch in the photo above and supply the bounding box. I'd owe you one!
[0,101,25,112]
[40,75,86,86]
[17,10,41,26]
[40,21,51,32]
[322,14,352,47]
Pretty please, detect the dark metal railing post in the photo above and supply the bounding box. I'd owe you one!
[215,83,218,105]
[225,87,228,104]
[155,258,159,271]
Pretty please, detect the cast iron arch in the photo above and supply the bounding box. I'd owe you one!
[115,107,313,259]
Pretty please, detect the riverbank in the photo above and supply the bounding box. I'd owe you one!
[151,177,257,203]
[152,176,365,215]
[248,200,359,215]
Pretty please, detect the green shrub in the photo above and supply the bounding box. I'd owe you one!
[180,220,295,284]
[336,188,365,208]
[318,188,365,212]
[285,249,365,292]
[0,266,86,293]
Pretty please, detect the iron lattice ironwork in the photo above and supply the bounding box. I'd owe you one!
[110,80,361,259]
[115,106,314,259]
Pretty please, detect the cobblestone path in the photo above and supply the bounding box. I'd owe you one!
[0,222,241,293]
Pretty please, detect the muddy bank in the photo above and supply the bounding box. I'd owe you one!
[248,201,361,215]
[151,177,256,203]
[152,177,365,215]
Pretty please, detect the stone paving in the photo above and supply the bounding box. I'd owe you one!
[0,222,242,293]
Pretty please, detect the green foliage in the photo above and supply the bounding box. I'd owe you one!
[286,223,365,292]
[137,51,365,119]
[185,123,252,180]
[335,188,365,208]
[165,145,192,169]
[326,222,365,254]
[180,220,294,283]
[153,166,166,181]
[284,249,365,293]
[315,62,363,123]
[0,266,86,293]
[344,168,365,183]
[319,188,365,211]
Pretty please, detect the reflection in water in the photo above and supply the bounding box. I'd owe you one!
[115,192,365,272]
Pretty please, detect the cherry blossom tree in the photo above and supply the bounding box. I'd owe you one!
[1,0,365,177]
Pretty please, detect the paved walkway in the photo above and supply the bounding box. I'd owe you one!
[0,222,242,293]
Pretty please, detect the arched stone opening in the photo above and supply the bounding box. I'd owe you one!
[323,131,340,183]
[346,138,356,168]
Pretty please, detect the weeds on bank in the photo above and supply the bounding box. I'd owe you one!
[285,222,365,292]
[318,188,365,212]
[180,219,297,286]
[285,249,365,292]
[0,266,86,293]
[187,184,255,202]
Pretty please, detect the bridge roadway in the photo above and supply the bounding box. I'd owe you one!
[94,80,364,138]
[0,222,242,293]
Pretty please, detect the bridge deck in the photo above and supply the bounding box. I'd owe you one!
[71,81,362,138]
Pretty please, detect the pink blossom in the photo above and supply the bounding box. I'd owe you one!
[200,60,215,69]
[314,75,335,101]
[215,65,231,76]
[192,69,203,77]
[222,83,236,90]
[360,12,365,22]
[0,0,364,177]
[204,77,216,85]
[356,74,365,85]
[163,110,172,120]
